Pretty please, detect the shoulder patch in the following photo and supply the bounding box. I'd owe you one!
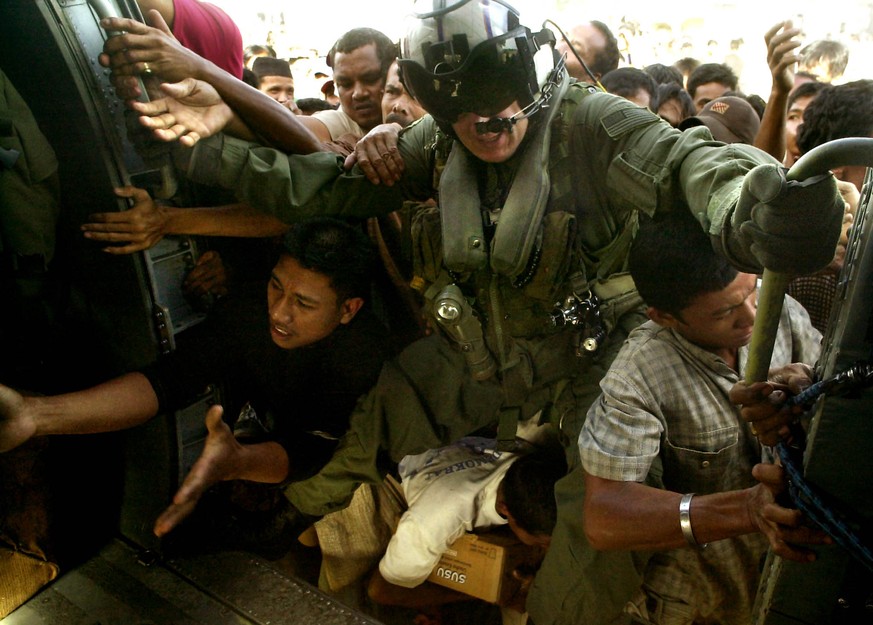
[601,106,659,139]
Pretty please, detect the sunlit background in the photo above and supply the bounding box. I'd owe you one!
[209,0,873,99]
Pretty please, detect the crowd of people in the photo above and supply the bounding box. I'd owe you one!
[2,0,871,624]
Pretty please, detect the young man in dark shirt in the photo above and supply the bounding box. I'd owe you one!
[0,217,392,538]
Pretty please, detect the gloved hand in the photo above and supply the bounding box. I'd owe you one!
[733,163,844,274]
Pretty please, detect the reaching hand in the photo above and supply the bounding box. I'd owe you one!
[730,363,813,446]
[153,405,241,537]
[99,12,206,86]
[746,463,831,562]
[183,251,229,298]
[764,21,801,96]
[127,78,233,146]
[0,384,36,453]
[82,186,169,253]
[344,122,405,186]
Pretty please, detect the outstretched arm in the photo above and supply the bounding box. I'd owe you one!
[100,11,322,152]
[754,21,802,161]
[582,468,829,562]
[153,406,289,536]
[82,186,289,254]
[0,373,159,453]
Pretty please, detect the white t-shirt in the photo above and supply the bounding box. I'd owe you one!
[378,437,518,588]
[311,108,364,141]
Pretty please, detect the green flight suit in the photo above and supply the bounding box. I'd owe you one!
[0,69,59,263]
[187,86,776,625]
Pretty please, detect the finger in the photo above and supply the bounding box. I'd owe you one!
[774,522,833,546]
[124,184,153,203]
[762,502,804,527]
[753,461,785,482]
[768,537,819,563]
[143,9,174,37]
[130,97,169,117]
[203,405,225,432]
[362,142,399,186]
[100,16,146,35]
[774,54,801,74]
[178,132,201,147]
[184,275,214,291]
[138,111,177,131]
[159,78,200,99]
[112,76,143,100]
[100,242,151,255]
[356,156,381,185]
[343,151,359,171]
[762,22,782,43]
[370,153,394,185]
[380,147,404,183]
[172,421,223,505]
[729,380,772,404]
[84,213,134,227]
[83,229,141,241]
[153,499,198,536]
[155,125,197,144]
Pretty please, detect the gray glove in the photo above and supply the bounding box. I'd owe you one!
[732,163,844,274]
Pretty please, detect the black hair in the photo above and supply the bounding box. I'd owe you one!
[799,39,849,81]
[787,80,827,110]
[645,63,683,87]
[796,80,873,155]
[736,92,765,120]
[252,56,293,81]
[629,210,737,318]
[280,218,376,303]
[501,445,566,537]
[241,67,259,89]
[244,44,276,62]
[655,82,694,125]
[327,27,396,78]
[296,97,336,114]
[586,20,622,78]
[674,57,700,79]
[601,67,658,108]
[686,63,738,98]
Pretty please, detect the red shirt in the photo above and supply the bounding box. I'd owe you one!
[171,0,243,79]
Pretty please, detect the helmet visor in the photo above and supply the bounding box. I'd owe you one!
[399,28,528,121]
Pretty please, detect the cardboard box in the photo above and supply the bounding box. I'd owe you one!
[426,530,534,604]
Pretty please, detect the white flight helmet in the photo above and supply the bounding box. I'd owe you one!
[398,0,557,128]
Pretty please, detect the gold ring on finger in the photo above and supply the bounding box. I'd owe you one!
[381,152,391,159]
[142,62,153,75]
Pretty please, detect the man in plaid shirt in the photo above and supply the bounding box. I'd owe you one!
[578,210,829,625]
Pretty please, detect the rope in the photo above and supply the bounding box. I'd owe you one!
[776,442,873,572]
[775,361,873,571]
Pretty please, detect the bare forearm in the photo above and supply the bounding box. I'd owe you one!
[30,372,159,436]
[754,88,789,161]
[190,62,321,153]
[583,474,756,551]
[163,204,289,237]
[234,441,289,483]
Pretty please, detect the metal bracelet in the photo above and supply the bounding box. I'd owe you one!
[679,493,705,548]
